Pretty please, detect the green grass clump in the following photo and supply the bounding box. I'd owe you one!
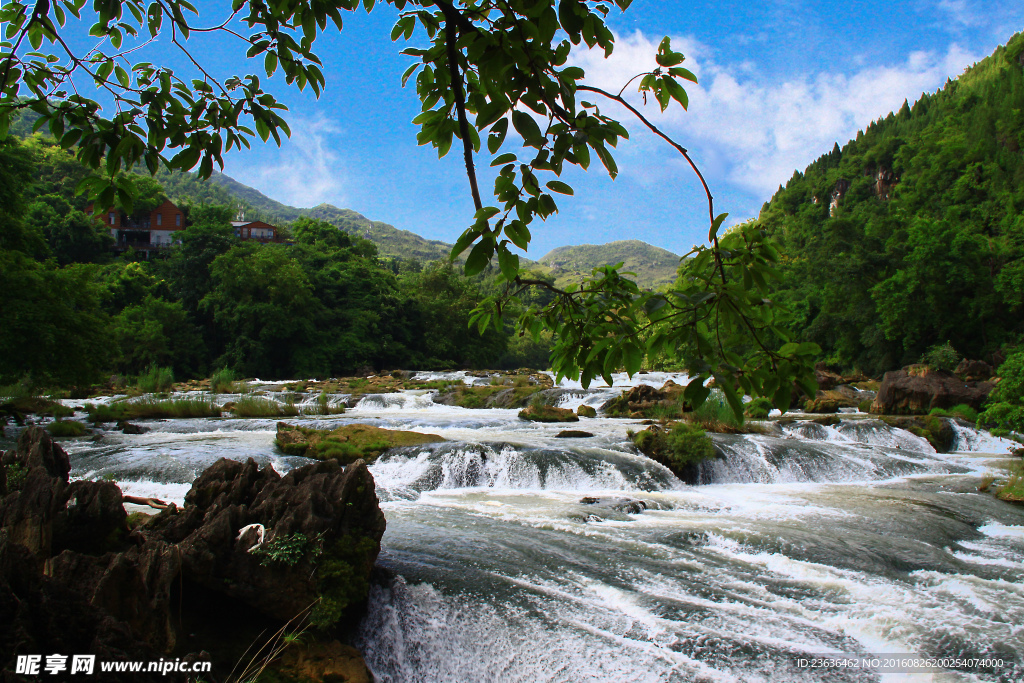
[84,402,127,423]
[137,364,175,393]
[744,397,774,419]
[232,396,298,418]
[929,404,979,422]
[46,419,88,437]
[997,460,1024,503]
[124,397,222,419]
[209,367,238,394]
[302,392,346,416]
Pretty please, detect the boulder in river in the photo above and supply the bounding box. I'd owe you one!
[518,404,579,422]
[555,430,594,438]
[275,422,445,462]
[576,405,597,418]
[871,364,995,415]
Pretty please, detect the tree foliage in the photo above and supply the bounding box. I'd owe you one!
[1,0,820,410]
[757,33,1024,374]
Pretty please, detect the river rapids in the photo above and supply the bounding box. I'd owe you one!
[29,372,1024,682]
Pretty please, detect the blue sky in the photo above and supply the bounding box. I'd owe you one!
[187,1,1024,256]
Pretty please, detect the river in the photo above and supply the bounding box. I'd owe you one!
[53,372,1024,682]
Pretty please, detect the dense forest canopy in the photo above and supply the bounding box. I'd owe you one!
[0,132,557,386]
[754,32,1024,376]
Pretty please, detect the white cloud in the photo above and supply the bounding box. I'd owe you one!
[937,0,980,27]
[248,115,345,208]
[571,31,980,197]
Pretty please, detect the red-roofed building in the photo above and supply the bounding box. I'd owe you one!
[86,199,185,256]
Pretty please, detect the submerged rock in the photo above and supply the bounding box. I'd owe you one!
[555,430,595,438]
[275,422,445,463]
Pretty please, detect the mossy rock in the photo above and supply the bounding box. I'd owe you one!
[631,422,716,485]
[576,405,597,418]
[275,422,445,463]
[555,430,594,438]
[518,405,579,422]
[880,415,956,452]
[804,398,840,413]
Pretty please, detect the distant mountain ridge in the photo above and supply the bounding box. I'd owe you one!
[533,240,680,289]
[169,170,681,286]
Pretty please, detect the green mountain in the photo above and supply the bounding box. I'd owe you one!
[179,171,680,281]
[758,32,1024,375]
[533,240,680,289]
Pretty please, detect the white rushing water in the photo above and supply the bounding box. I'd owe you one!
[17,373,1023,682]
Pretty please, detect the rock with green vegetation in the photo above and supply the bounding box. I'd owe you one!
[880,415,957,452]
[601,383,683,419]
[803,398,840,414]
[518,404,579,423]
[275,422,445,463]
[744,397,774,419]
[576,404,597,418]
[631,422,717,485]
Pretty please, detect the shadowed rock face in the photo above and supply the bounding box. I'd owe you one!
[142,456,386,623]
[1,427,386,676]
[871,365,995,415]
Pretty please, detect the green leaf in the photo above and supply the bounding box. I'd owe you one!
[487,118,509,154]
[708,212,728,242]
[622,343,642,376]
[664,78,689,110]
[545,180,573,195]
[558,0,584,36]
[491,152,516,167]
[684,380,711,409]
[773,384,792,414]
[496,244,520,281]
[512,111,543,146]
[450,229,477,259]
[464,240,493,276]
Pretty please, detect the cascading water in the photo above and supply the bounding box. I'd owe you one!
[18,373,1022,682]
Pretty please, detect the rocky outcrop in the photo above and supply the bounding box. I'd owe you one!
[829,178,851,216]
[576,405,597,418]
[2,427,386,676]
[955,359,993,381]
[871,365,995,415]
[600,382,684,417]
[142,456,386,625]
[873,167,897,200]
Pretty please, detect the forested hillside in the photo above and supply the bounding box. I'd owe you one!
[0,134,557,386]
[536,240,680,289]
[758,33,1024,375]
